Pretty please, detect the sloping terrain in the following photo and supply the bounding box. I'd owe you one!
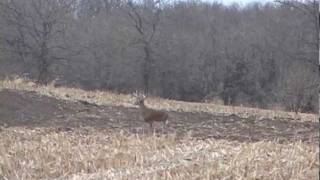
[0,87,318,179]
[0,89,318,143]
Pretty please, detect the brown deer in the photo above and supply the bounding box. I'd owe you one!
[133,92,169,128]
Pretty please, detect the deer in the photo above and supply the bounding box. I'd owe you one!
[133,92,169,129]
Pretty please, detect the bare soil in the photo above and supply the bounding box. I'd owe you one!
[0,89,318,143]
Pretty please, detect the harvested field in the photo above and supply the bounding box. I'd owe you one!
[0,128,318,179]
[0,79,319,179]
[1,78,317,122]
[0,89,318,142]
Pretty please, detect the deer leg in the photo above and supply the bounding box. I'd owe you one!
[149,122,156,135]
[161,121,165,133]
[163,119,169,128]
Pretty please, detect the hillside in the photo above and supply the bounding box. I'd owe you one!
[0,78,318,179]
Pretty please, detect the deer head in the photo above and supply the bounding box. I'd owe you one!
[132,91,146,106]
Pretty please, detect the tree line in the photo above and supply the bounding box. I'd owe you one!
[0,0,318,113]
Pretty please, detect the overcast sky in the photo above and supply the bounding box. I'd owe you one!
[212,0,272,5]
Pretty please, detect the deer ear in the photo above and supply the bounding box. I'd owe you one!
[132,91,139,98]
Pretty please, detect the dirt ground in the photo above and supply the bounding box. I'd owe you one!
[0,89,318,143]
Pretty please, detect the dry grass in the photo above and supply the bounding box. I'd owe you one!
[0,127,318,180]
[0,77,317,122]
[0,77,318,179]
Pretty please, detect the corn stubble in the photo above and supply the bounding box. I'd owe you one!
[0,127,318,180]
[0,78,318,179]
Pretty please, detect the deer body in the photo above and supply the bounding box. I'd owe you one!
[135,97,168,128]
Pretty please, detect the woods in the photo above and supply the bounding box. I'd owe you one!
[0,0,318,112]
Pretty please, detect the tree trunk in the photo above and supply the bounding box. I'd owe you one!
[318,1,320,115]
[37,57,49,84]
[143,43,152,95]
[37,39,49,85]
[37,21,50,85]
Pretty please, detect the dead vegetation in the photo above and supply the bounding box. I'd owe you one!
[0,128,318,180]
[0,88,317,143]
[0,77,317,122]
[0,78,318,179]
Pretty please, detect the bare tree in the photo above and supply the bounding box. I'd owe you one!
[275,0,320,65]
[0,0,318,112]
[0,0,76,84]
[125,0,162,94]
[275,0,319,112]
